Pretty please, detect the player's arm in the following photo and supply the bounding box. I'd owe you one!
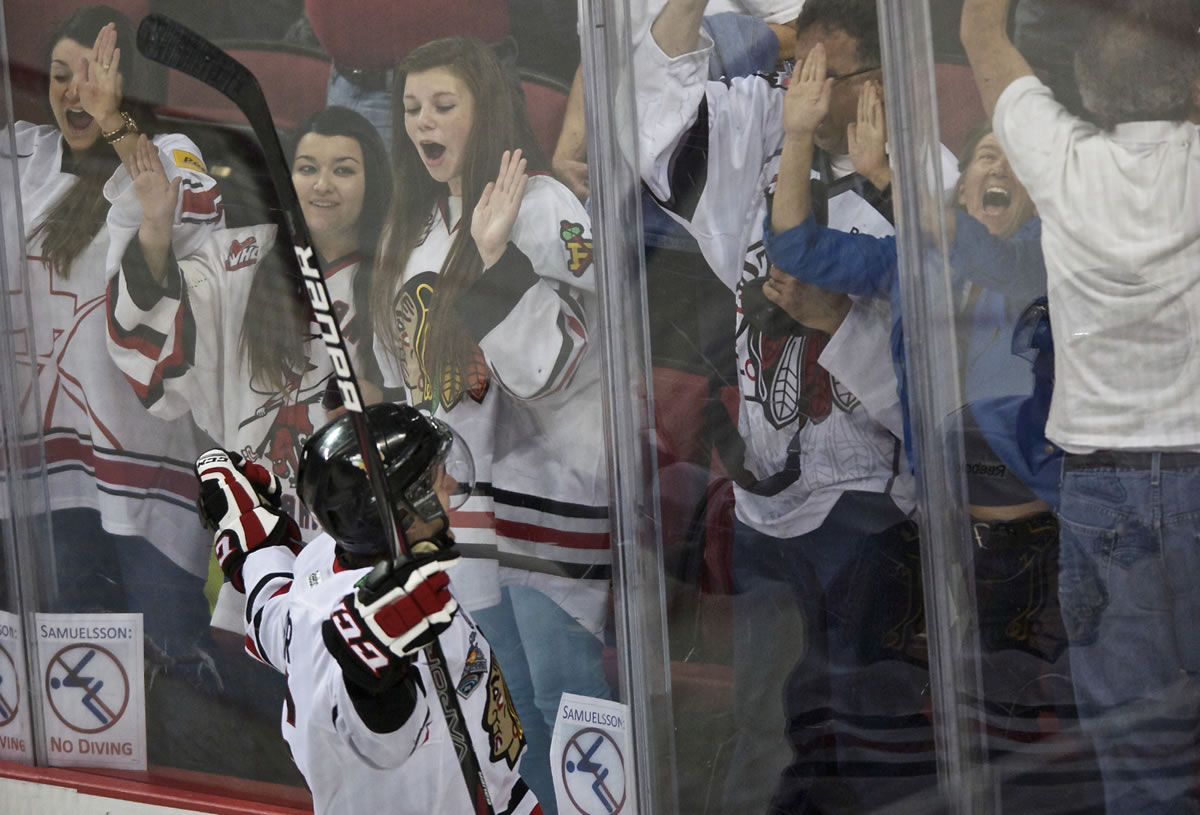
[323,549,460,749]
[194,449,302,669]
[960,0,1034,118]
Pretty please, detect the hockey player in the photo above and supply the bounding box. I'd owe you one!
[371,35,611,811]
[194,403,541,814]
[5,6,223,668]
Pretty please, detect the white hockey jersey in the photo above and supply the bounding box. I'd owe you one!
[2,122,224,576]
[241,534,542,815]
[376,177,610,635]
[635,34,922,538]
[105,223,368,540]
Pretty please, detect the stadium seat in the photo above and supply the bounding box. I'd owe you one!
[157,40,330,131]
[934,61,986,160]
[519,69,571,161]
[305,0,510,71]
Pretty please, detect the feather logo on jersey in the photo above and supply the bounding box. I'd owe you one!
[396,272,489,412]
[483,658,524,768]
[560,221,592,277]
[225,236,261,271]
[456,631,487,698]
[172,148,207,173]
[738,243,857,430]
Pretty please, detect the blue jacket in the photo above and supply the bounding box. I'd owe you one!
[763,209,1059,503]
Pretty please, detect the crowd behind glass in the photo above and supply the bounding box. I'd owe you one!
[2,0,1198,812]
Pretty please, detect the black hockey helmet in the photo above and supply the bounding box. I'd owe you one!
[297,403,474,555]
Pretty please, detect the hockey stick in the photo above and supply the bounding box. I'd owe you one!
[136,15,495,814]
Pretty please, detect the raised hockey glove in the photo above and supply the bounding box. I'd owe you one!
[195,449,300,592]
[322,548,461,692]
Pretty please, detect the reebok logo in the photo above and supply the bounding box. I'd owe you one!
[967,462,1007,478]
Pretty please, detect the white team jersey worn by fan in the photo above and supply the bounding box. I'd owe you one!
[375,176,610,636]
[1,121,223,576]
[106,224,371,629]
[106,223,368,538]
[635,33,926,538]
[993,75,1200,452]
[240,534,541,815]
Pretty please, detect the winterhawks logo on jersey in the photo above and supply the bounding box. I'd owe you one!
[225,237,261,271]
[559,221,593,277]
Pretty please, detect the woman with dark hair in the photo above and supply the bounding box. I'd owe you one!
[5,5,223,656]
[107,106,391,590]
[370,36,611,813]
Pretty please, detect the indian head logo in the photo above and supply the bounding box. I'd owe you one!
[225,236,261,271]
[560,221,593,277]
[395,272,488,413]
[482,658,524,769]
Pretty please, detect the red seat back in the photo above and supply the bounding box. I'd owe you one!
[305,0,510,70]
[519,72,570,163]
[935,62,987,160]
[158,43,330,130]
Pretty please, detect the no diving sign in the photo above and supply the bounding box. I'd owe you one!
[35,613,146,771]
[0,610,32,762]
[550,694,635,815]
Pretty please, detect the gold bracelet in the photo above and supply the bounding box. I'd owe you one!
[102,111,138,144]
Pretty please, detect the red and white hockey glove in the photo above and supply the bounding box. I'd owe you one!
[195,449,300,592]
[322,549,461,692]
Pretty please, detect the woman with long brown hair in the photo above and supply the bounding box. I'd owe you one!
[370,36,611,812]
[6,5,222,663]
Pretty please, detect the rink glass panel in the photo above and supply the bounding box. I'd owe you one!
[0,0,625,809]
[627,0,1157,813]
[0,0,1174,813]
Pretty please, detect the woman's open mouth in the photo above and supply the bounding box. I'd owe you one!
[65,108,93,131]
[421,142,446,161]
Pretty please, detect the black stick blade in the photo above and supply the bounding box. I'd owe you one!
[136,14,264,111]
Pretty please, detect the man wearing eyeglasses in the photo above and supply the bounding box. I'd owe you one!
[635,1,958,812]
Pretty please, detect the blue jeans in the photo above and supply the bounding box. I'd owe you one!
[473,585,611,815]
[1058,452,1200,814]
[326,68,393,155]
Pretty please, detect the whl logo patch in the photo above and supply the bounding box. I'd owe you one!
[225,237,260,271]
[560,221,592,277]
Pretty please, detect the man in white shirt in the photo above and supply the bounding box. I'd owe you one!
[962,1,1200,811]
